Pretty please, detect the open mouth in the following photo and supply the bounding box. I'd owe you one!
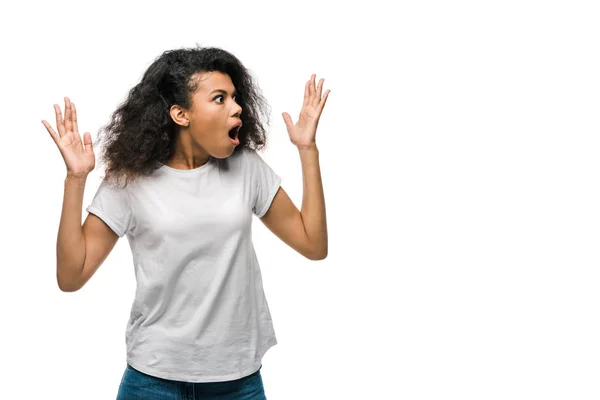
[228,126,240,140]
[228,125,241,145]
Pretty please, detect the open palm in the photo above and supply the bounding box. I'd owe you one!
[42,97,95,178]
[282,74,330,149]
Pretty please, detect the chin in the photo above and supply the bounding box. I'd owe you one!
[210,146,237,159]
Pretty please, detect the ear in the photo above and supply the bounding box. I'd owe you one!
[169,105,189,127]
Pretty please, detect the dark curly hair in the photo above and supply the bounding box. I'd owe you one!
[96,44,270,188]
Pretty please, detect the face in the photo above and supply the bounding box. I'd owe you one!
[170,71,243,160]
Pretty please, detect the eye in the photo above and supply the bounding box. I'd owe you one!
[214,95,224,104]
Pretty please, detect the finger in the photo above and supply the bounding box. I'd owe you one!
[72,101,79,134]
[42,120,60,145]
[83,132,93,153]
[54,104,65,137]
[303,79,311,107]
[309,74,316,99]
[313,78,324,107]
[282,112,294,133]
[64,97,73,133]
[317,89,331,113]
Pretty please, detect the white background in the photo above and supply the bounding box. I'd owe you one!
[1,0,599,399]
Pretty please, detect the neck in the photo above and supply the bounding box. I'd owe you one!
[167,132,211,170]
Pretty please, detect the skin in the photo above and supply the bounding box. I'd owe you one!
[167,71,330,260]
[261,74,330,260]
[167,71,243,167]
[42,72,329,294]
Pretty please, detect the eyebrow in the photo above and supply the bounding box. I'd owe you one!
[209,89,237,96]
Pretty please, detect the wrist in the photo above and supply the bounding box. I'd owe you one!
[65,174,88,184]
[297,143,318,152]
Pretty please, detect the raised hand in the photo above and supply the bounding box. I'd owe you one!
[42,97,95,179]
[282,74,330,150]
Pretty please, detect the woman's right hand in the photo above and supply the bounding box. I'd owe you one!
[42,97,95,179]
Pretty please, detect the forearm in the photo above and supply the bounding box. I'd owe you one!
[298,145,328,258]
[56,176,87,291]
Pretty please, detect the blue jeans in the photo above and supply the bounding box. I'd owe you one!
[116,364,267,400]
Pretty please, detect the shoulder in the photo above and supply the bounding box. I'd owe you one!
[214,147,273,178]
[222,146,261,167]
[238,146,259,159]
[91,173,143,202]
[92,174,125,193]
[240,146,271,166]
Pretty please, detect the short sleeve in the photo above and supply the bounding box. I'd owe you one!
[245,149,282,218]
[85,178,133,238]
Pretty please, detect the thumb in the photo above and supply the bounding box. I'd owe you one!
[282,112,294,133]
[83,132,93,153]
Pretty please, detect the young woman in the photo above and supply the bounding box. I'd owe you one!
[42,45,330,399]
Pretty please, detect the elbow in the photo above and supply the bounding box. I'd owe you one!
[310,253,327,261]
[58,281,81,292]
[57,274,82,293]
[58,283,80,292]
[306,246,328,261]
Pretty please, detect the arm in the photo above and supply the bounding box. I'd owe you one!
[56,176,120,292]
[56,176,88,291]
[260,74,330,261]
[260,146,327,260]
[44,97,119,292]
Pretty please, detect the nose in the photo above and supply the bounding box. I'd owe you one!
[232,101,242,119]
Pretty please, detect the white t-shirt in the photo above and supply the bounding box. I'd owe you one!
[85,147,281,383]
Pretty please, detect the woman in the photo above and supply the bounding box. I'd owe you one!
[42,45,330,399]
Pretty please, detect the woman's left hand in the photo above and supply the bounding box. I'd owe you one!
[282,74,330,150]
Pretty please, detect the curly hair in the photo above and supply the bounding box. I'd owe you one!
[96,45,270,188]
